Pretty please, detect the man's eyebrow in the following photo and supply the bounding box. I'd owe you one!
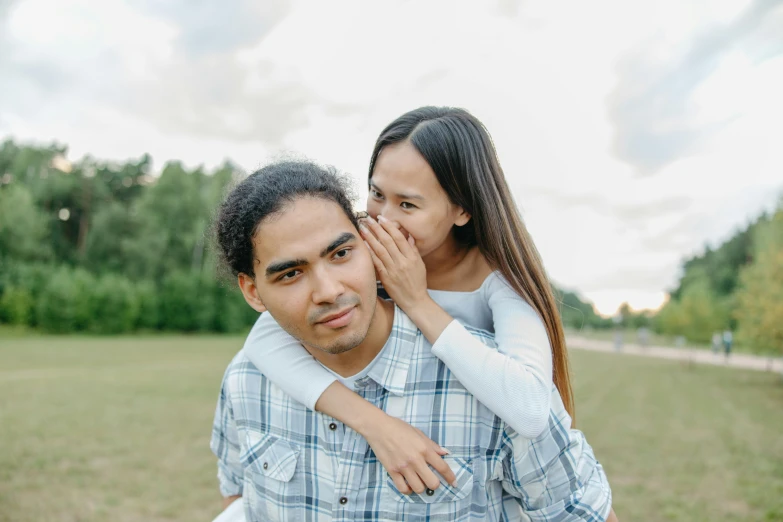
[265,258,308,278]
[320,232,356,257]
[369,180,424,201]
[264,233,356,278]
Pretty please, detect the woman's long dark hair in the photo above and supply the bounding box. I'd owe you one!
[368,106,575,422]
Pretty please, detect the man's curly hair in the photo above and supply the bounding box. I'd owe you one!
[214,160,358,279]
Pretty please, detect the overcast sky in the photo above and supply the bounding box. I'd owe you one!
[2,0,782,315]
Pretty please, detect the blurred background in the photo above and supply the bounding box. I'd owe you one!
[1,1,781,521]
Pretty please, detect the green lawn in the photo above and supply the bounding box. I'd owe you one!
[1,336,782,521]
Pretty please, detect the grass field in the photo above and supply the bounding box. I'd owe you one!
[1,335,782,521]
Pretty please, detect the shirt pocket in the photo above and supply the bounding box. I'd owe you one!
[383,456,476,521]
[240,431,301,521]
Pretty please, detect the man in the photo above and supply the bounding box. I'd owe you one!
[211,160,617,521]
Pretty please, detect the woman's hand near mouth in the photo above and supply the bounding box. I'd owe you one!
[358,215,453,345]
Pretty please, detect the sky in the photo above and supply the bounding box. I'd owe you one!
[1,0,782,315]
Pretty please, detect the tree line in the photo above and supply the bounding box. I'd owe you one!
[1,138,780,359]
[0,139,257,334]
[652,200,783,359]
[0,139,609,335]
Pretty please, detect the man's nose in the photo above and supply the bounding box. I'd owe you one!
[311,268,345,304]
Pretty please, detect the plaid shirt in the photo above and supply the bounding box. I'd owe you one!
[211,306,612,521]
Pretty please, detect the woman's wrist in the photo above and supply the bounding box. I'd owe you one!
[315,381,388,436]
[401,294,437,321]
[404,297,454,345]
[351,402,390,438]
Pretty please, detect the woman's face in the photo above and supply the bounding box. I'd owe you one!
[366,141,470,258]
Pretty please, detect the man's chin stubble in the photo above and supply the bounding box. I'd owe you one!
[312,298,377,356]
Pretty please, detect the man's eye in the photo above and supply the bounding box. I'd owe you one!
[279,270,301,281]
[334,248,351,259]
[400,202,417,210]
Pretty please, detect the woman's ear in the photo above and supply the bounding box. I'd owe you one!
[454,207,471,227]
[238,273,267,313]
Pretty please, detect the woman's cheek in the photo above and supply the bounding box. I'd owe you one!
[365,199,381,219]
[400,221,426,249]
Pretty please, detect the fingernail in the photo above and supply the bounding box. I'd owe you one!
[377,215,386,222]
[441,447,450,455]
[359,224,368,233]
[452,481,459,488]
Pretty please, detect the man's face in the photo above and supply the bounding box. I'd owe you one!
[247,197,378,355]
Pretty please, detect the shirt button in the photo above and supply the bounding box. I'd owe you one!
[329,422,337,430]
[339,496,348,505]
[263,462,268,470]
[426,489,435,496]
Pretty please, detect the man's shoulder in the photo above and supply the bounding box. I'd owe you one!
[221,348,268,392]
[225,347,259,372]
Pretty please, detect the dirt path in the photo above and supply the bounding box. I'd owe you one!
[567,335,783,374]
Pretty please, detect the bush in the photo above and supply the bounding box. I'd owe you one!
[135,280,160,331]
[0,286,34,325]
[36,267,78,333]
[71,268,97,331]
[212,285,257,333]
[89,274,140,334]
[35,267,96,333]
[159,272,215,331]
[0,260,54,326]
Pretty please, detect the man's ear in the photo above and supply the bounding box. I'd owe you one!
[454,207,471,227]
[238,273,267,313]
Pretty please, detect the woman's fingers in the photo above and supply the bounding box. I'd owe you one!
[390,472,412,495]
[412,460,443,493]
[364,240,386,278]
[427,450,457,487]
[361,216,406,262]
[359,222,393,270]
[401,469,427,495]
[376,215,415,258]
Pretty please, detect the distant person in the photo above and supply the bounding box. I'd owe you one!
[637,327,649,349]
[613,316,623,351]
[210,160,618,521]
[614,330,623,351]
[711,332,722,356]
[723,330,733,360]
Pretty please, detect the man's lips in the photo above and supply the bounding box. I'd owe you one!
[316,307,356,328]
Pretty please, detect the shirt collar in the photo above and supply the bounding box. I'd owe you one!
[363,305,419,396]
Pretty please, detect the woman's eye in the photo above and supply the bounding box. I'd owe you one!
[371,190,383,199]
[400,202,416,210]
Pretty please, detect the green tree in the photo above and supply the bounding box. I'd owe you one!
[678,273,730,344]
[734,204,783,363]
[0,184,51,261]
[556,287,610,330]
[654,298,687,337]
